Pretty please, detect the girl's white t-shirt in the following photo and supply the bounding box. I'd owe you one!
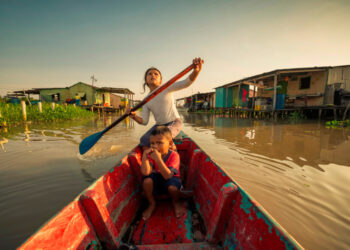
[141,77,193,125]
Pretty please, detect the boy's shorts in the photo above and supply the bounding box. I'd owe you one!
[143,173,181,196]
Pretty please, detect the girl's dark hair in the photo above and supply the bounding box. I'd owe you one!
[142,67,162,93]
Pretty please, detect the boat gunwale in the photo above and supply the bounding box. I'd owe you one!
[19,132,304,249]
[174,134,303,249]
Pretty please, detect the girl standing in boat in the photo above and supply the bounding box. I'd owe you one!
[128,57,204,147]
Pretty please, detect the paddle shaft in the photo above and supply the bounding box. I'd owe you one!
[100,64,195,136]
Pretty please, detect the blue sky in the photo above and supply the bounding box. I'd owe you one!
[1,0,349,99]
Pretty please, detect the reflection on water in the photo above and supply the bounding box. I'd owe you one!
[0,114,142,249]
[0,137,8,152]
[1,113,350,249]
[24,124,30,142]
[180,112,350,249]
[80,168,97,183]
[0,115,135,147]
[181,113,350,168]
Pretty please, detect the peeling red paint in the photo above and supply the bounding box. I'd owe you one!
[18,134,302,250]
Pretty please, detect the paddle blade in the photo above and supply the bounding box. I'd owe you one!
[79,131,103,155]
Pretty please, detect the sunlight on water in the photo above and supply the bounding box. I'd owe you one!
[179,112,350,249]
[0,112,349,249]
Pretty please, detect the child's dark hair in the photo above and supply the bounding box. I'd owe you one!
[142,67,162,93]
[150,126,172,140]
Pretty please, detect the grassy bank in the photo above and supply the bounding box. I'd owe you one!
[0,103,95,126]
[326,120,350,128]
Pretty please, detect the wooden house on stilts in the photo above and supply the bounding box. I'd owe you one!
[214,65,350,119]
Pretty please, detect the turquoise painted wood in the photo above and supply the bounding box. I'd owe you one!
[227,87,233,108]
[215,88,227,108]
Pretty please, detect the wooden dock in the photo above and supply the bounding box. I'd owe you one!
[82,105,124,114]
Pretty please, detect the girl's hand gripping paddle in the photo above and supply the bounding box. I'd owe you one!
[79,64,195,155]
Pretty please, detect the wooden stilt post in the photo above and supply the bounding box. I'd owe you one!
[253,80,256,111]
[21,101,27,121]
[333,108,337,120]
[38,102,42,113]
[343,102,350,121]
[124,91,126,114]
[24,90,32,106]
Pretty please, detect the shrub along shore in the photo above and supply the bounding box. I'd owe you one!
[0,102,94,126]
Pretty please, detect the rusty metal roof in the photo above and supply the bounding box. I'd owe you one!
[215,65,350,89]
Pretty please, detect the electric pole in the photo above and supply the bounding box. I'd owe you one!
[91,75,97,87]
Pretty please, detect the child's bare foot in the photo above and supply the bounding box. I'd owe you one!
[142,203,156,220]
[173,201,186,218]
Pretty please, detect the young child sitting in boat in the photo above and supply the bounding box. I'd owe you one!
[128,57,203,149]
[141,126,183,220]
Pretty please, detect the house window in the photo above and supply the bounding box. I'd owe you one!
[52,93,60,102]
[300,77,311,89]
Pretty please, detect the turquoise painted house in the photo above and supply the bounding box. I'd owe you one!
[214,65,350,110]
[215,84,250,108]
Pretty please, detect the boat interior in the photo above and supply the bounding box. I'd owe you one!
[20,134,300,250]
[79,137,233,249]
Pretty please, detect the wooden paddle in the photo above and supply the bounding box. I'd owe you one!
[79,63,195,155]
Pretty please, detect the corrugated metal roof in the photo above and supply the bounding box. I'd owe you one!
[15,82,134,95]
[215,64,350,89]
[13,89,41,94]
[99,87,134,95]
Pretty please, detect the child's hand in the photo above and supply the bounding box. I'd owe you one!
[126,108,136,119]
[149,148,162,161]
[193,57,204,73]
[142,148,154,159]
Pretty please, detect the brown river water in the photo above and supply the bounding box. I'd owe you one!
[0,112,349,249]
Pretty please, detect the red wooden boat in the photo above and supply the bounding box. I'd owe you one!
[19,133,302,249]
